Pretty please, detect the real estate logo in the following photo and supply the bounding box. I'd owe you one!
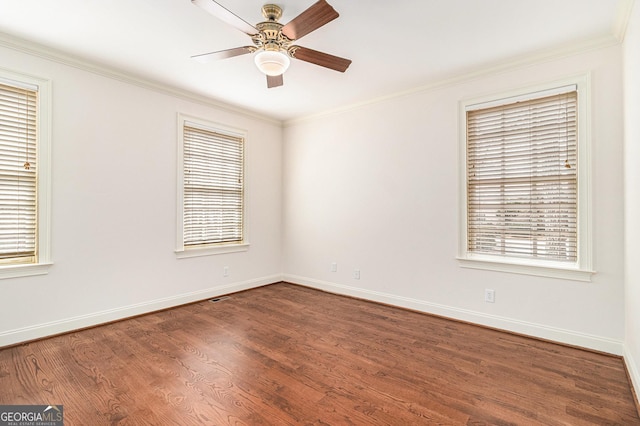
[0,405,63,426]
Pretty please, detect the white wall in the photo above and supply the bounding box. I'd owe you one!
[283,46,625,354]
[624,0,640,401]
[0,44,283,346]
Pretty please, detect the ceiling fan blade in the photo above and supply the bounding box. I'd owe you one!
[192,46,255,63]
[281,0,339,40]
[191,0,258,35]
[289,46,351,72]
[267,74,284,88]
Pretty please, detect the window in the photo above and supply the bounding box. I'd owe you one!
[0,71,51,278]
[458,77,593,281]
[176,114,248,258]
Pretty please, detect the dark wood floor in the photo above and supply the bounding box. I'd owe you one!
[0,282,638,425]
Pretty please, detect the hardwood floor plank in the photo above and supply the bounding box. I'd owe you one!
[0,282,638,425]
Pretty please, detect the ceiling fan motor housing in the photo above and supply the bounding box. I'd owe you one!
[254,22,289,52]
[252,5,293,55]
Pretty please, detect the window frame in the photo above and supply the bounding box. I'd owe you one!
[175,113,249,259]
[457,74,593,281]
[0,69,52,279]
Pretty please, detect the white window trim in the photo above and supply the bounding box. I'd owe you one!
[175,113,249,258]
[0,69,52,279]
[457,74,594,282]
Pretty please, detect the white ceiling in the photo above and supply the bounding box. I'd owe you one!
[0,0,630,121]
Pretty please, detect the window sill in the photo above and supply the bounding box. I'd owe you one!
[0,262,53,280]
[175,243,249,259]
[457,255,594,282]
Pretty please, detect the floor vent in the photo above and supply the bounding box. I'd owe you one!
[209,296,230,303]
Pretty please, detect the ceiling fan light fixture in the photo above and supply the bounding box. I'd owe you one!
[254,50,290,76]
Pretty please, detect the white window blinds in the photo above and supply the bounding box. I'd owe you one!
[466,89,577,262]
[183,124,244,247]
[0,82,37,263]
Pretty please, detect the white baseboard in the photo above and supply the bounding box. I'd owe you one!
[624,345,640,408]
[284,274,624,356]
[0,274,282,347]
[3,274,626,358]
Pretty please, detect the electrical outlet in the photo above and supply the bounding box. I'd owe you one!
[223,266,229,277]
[330,262,337,272]
[354,269,360,280]
[485,289,495,303]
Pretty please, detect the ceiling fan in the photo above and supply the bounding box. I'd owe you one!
[191,0,352,88]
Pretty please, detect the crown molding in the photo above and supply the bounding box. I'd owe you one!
[284,33,622,127]
[0,31,282,126]
[613,0,636,42]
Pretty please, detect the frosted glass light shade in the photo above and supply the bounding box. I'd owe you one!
[254,50,290,76]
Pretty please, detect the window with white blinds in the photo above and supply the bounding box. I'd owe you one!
[0,81,37,264]
[459,77,592,281]
[182,122,244,248]
[465,89,577,262]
